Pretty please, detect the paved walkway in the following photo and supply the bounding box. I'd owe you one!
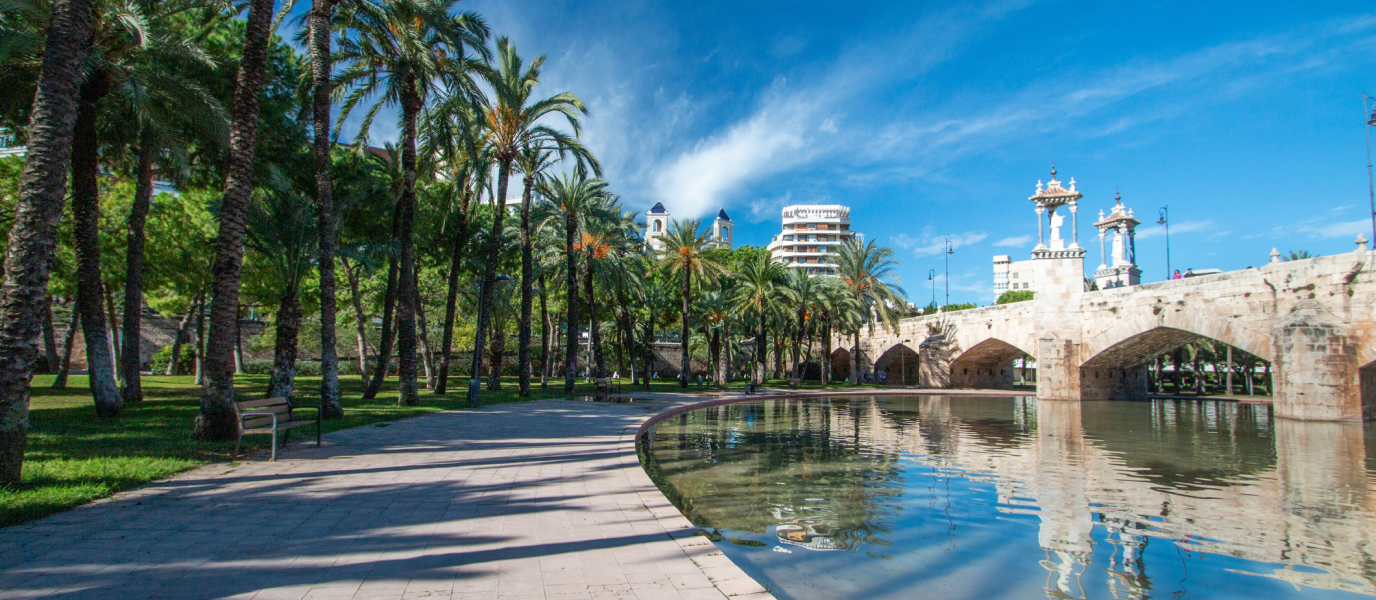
[0,395,772,600]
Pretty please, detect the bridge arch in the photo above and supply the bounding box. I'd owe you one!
[1081,310,1271,369]
[873,343,919,386]
[831,348,852,383]
[950,338,1031,390]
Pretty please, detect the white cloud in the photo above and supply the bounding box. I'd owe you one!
[894,229,989,257]
[1135,220,1213,240]
[1297,219,1371,239]
[993,234,1034,248]
[651,101,820,219]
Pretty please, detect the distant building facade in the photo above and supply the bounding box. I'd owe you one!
[643,202,733,252]
[767,204,862,276]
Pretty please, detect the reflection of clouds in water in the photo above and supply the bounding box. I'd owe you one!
[643,396,1376,600]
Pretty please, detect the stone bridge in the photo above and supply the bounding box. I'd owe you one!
[835,247,1376,421]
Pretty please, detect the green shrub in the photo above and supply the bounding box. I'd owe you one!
[996,290,1034,305]
[150,345,195,375]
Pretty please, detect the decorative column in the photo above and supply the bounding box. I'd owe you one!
[1097,210,1107,269]
[1069,201,1080,249]
[1036,206,1046,248]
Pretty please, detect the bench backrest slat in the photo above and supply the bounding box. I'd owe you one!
[237,398,290,409]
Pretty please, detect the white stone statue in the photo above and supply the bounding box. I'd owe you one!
[1049,212,1064,245]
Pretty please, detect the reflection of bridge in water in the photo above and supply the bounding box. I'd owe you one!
[844,396,1376,597]
[647,396,1376,599]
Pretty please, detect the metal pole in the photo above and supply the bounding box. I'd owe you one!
[944,240,953,306]
[928,269,935,308]
[1158,206,1170,279]
[1226,345,1233,396]
[1365,94,1376,247]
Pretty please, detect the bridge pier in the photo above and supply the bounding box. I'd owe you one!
[918,335,951,388]
[1271,302,1364,421]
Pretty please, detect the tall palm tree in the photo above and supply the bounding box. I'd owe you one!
[814,278,858,385]
[335,0,487,406]
[195,0,290,440]
[538,171,607,392]
[470,37,587,401]
[780,269,823,378]
[0,0,99,481]
[514,142,596,396]
[245,167,318,400]
[833,239,906,382]
[730,253,783,384]
[656,219,727,387]
[306,0,341,418]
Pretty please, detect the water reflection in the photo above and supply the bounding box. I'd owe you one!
[642,397,1376,600]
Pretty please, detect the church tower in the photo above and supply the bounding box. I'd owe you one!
[645,202,670,252]
[711,209,734,249]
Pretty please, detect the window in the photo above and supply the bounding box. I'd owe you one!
[784,235,793,241]
[808,224,816,230]
[653,220,662,232]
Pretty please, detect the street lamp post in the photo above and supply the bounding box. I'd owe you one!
[1157,206,1170,280]
[930,269,941,312]
[1364,94,1376,246]
[901,338,911,386]
[944,240,954,306]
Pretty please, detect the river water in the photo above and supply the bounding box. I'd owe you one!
[641,396,1376,600]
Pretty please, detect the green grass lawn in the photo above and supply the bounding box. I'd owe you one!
[1,371,880,528]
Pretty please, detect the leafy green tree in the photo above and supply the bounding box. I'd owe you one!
[539,171,607,391]
[996,290,1034,304]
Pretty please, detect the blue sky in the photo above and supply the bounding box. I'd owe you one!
[340,0,1376,305]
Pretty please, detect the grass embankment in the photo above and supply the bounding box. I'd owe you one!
[2,373,878,527]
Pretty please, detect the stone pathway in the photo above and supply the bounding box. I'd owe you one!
[0,396,773,600]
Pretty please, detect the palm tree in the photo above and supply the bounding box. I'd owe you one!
[539,171,607,392]
[780,269,824,378]
[245,167,318,400]
[514,142,597,396]
[730,253,784,384]
[195,0,292,440]
[470,37,587,401]
[0,0,99,481]
[833,239,907,382]
[335,0,487,406]
[814,278,858,385]
[306,0,341,418]
[657,219,727,387]
[637,279,676,390]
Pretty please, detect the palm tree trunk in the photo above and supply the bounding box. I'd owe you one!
[679,269,690,388]
[851,330,860,384]
[756,309,767,384]
[194,293,207,386]
[436,204,469,394]
[341,257,370,381]
[309,0,341,419]
[266,289,302,400]
[196,0,279,441]
[0,0,97,483]
[538,274,549,388]
[488,323,505,387]
[709,328,720,385]
[587,254,604,379]
[71,69,119,418]
[393,82,421,407]
[104,288,120,375]
[54,308,79,389]
[41,296,58,374]
[365,203,400,399]
[563,213,578,392]
[233,305,244,374]
[643,317,654,391]
[474,157,513,399]
[517,176,535,397]
[119,132,156,404]
[822,321,832,386]
[167,306,193,375]
[414,278,435,390]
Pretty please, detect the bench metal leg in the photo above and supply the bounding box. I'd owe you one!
[234,435,242,458]
[269,426,277,462]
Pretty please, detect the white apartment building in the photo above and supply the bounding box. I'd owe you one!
[766,204,862,276]
[992,255,1035,299]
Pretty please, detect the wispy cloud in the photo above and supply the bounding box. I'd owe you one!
[1296,219,1370,240]
[993,234,1034,248]
[894,229,988,257]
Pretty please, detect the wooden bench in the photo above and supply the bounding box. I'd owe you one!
[595,378,610,395]
[788,377,802,388]
[233,397,321,461]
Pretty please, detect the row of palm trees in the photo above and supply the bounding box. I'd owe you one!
[0,0,911,486]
